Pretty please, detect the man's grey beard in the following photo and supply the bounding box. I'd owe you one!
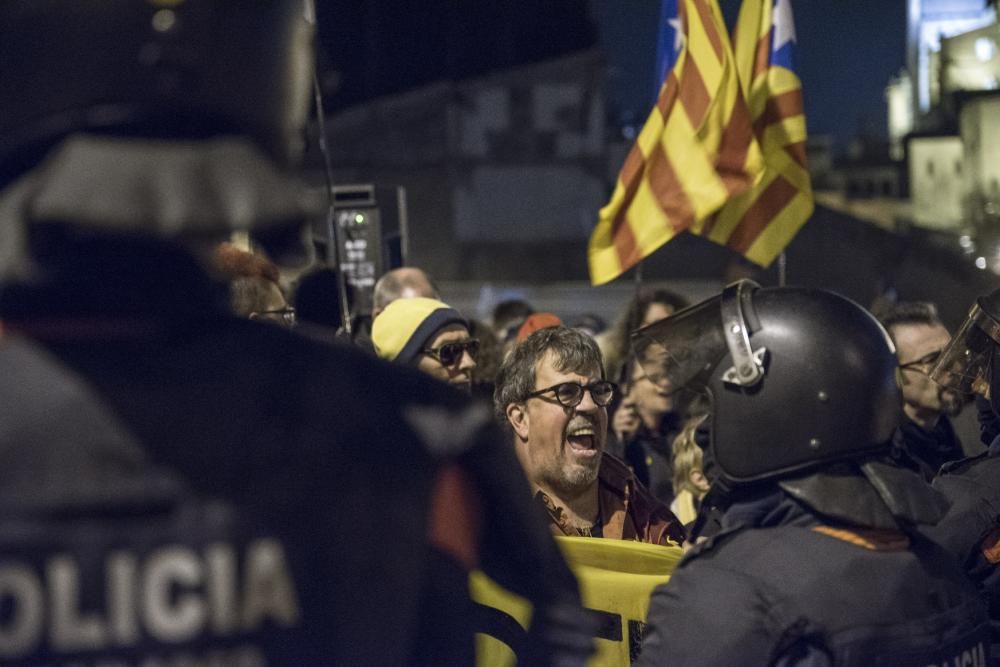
[545,456,601,497]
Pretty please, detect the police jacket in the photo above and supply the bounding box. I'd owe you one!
[0,136,589,666]
[639,464,991,666]
[930,436,1000,655]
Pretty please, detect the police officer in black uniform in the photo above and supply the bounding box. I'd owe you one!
[0,2,590,664]
[927,286,1000,658]
[634,281,990,665]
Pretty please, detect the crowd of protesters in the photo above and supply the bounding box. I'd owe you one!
[219,248,987,549]
[209,249,1000,663]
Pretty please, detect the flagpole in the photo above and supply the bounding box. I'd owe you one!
[778,251,787,287]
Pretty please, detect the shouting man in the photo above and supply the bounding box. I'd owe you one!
[494,326,683,545]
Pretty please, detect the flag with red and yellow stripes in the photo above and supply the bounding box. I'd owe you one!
[588,0,763,286]
[703,0,812,265]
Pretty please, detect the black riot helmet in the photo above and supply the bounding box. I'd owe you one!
[632,280,901,486]
[0,0,315,188]
[931,286,1000,414]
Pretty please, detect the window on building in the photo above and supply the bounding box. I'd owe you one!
[976,37,996,63]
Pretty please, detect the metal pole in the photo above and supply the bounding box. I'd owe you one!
[305,0,353,334]
[312,70,354,336]
[777,251,787,287]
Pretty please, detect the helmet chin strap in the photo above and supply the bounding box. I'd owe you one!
[720,280,766,388]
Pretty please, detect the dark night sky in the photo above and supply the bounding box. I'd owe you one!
[318,2,908,152]
[316,1,597,107]
[784,1,907,147]
[594,0,909,149]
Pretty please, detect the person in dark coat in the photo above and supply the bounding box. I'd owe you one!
[634,281,989,665]
[0,2,591,664]
[926,286,1000,658]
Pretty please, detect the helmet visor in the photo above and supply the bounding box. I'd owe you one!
[930,301,1000,397]
[630,294,727,393]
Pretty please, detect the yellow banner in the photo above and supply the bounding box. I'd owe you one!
[472,537,683,665]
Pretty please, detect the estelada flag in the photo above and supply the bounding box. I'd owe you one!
[701,0,813,265]
[588,0,764,286]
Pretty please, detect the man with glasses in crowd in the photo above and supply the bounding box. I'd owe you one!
[372,297,478,392]
[494,326,684,544]
[877,302,966,480]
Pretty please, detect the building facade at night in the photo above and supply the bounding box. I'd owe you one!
[890,0,1000,272]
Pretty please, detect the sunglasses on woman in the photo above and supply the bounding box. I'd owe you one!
[422,338,480,367]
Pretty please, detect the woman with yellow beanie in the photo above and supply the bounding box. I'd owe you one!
[372,297,479,393]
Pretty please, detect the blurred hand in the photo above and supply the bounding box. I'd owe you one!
[612,395,640,443]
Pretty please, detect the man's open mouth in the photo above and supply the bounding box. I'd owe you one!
[566,424,598,455]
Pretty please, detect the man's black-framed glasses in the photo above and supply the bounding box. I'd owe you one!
[526,380,617,408]
[422,338,480,367]
[899,349,943,375]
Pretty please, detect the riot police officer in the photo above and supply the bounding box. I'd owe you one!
[0,2,588,664]
[635,281,989,665]
[928,286,1000,656]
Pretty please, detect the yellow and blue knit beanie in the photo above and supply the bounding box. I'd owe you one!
[372,297,467,364]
